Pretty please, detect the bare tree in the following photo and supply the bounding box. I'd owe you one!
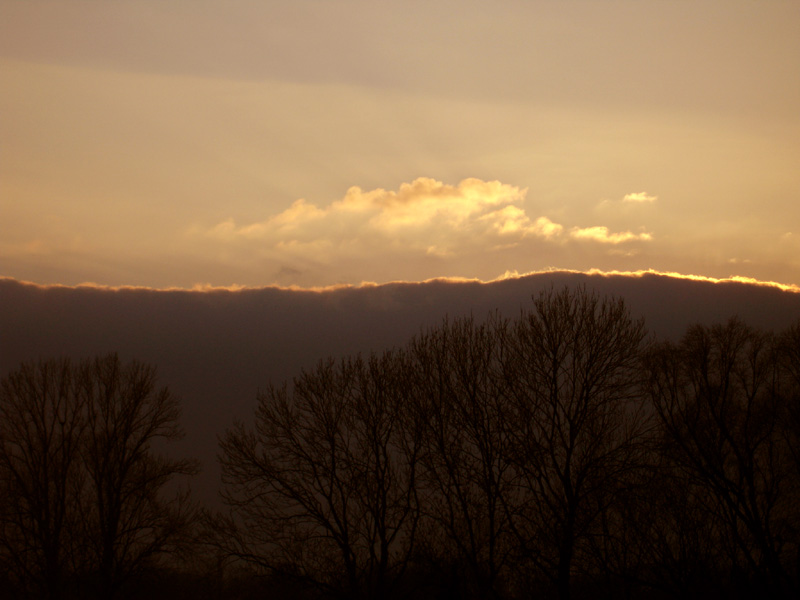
[778,321,800,476]
[0,355,196,600]
[217,350,423,600]
[502,286,649,600]
[644,319,798,598]
[408,315,518,599]
[0,359,85,600]
[777,321,800,592]
[591,419,727,598]
[76,354,197,600]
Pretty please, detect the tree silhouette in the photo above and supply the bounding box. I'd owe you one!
[644,319,799,598]
[501,286,649,600]
[778,321,800,476]
[211,287,800,599]
[0,359,85,600]
[217,351,423,600]
[0,355,196,600]
[76,354,197,600]
[408,315,518,599]
[594,418,726,598]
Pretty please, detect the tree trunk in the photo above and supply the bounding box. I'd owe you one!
[557,534,574,600]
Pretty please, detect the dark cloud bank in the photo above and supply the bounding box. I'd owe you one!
[3,271,800,504]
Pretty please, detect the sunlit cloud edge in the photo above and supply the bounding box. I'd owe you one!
[3,269,799,295]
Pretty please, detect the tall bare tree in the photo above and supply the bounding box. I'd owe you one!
[76,354,197,600]
[778,320,800,476]
[0,359,85,600]
[0,355,196,600]
[590,422,727,598]
[217,350,423,600]
[644,319,798,598]
[502,286,649,600]
[408,315,518,599]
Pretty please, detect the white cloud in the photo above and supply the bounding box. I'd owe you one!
[623,192,657,203]
[204,178,564,261]
[570,226,652,244]
[203,177,657,257]
[531,216,564,239]
[195,178,657,286]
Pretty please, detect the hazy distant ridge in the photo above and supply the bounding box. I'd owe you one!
[3,271,800,503]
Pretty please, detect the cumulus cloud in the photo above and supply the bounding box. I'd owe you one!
[205,178,651,251]
[197,178,655,286]
[623,191,657,203]
[205,178,564,260]
[570,226,652,244]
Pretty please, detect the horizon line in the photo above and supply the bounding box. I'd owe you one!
[2,269,799,295]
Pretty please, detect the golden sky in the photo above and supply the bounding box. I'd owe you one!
[2,0,799,289]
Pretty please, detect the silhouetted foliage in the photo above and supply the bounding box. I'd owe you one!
[778,321,800,477]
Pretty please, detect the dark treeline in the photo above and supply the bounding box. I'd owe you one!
[0,355,197,600]
[2,286,800,599]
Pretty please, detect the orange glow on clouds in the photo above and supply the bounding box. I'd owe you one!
[200,178,651,261]
[2,1,799,290]
[569,226,652,244]
[623,192,657,203]
[4,269,798,295]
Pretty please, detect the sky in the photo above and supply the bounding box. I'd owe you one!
[2,0,799,290]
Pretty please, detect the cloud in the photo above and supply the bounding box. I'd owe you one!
[570,226,652,244]
[187,177,666,287]
[530,216,564,239]
[203,178,655,265]
[623,192,657,203]
[204,178,562,260]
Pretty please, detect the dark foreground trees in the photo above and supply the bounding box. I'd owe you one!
[14,288,786,599]
[0,354,196,600]
[216,351,424,600]
[408,315,518,599]
[642,319,800,599]
[10,289,800,598]
[502,287,650,600]
[78,355,198,600]
[213,287,800,599]
[215,286,657,599]
[0,359,84,600]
